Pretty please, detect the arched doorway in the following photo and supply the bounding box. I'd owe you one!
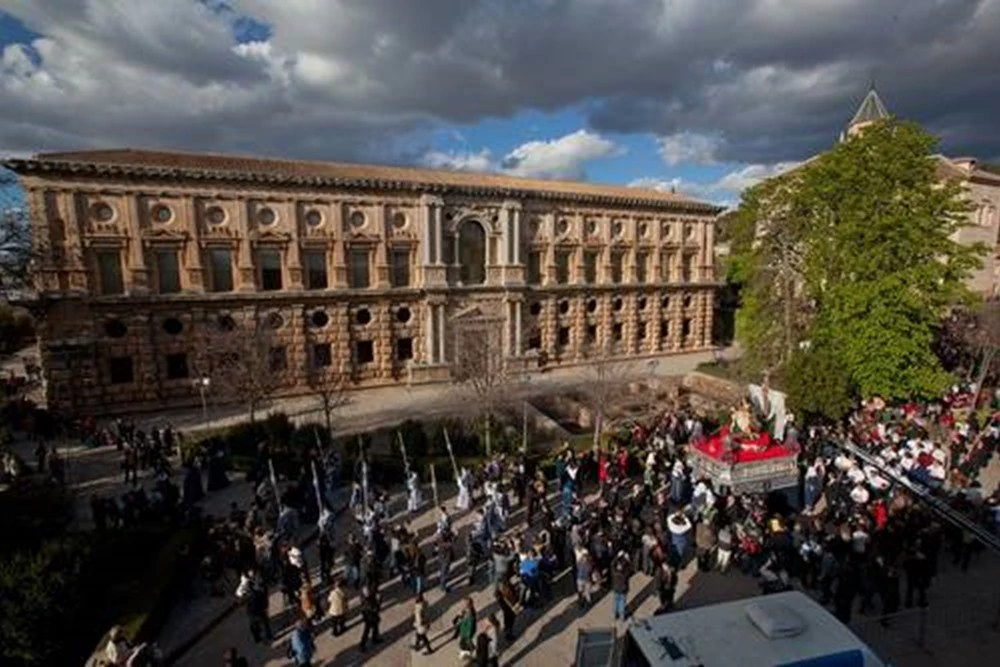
[458,219,486,285]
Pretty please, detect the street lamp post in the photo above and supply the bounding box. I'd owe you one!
[194,377,210,424]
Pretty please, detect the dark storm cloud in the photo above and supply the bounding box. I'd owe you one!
[0,0,997,163]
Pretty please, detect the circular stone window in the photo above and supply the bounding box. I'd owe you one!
[349,211,366,228]
[661,221,671,239]
[206,206,226,225]
[396,307,411,323]
[105,319,127,338]
[529,302,542,316]
[92,202,115,222]
[152,204,173,224]
[638,221,648,238]
[638,296,648,310]
[661,295,670,309]
[613,220,624,237]
[557,218,570,236]
[310,310,329,328]
[685,223,694,239]
[304,209,323,227]
[587,298,597,313]
[218,314,236,331]
[162,317,183,335]
[587,219,598,235]
[266,312,284,329]
[392,212,407,229]
[258,207,277,226]
[558,299,570,314]
[355,308,372,325]
[612,297,624,312]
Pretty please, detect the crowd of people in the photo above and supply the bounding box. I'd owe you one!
[205,381,999,667]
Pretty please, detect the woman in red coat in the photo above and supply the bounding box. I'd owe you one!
[598,454,610,490]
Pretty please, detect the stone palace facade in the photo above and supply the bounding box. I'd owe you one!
[5,149,721,415]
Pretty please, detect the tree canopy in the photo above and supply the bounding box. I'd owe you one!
[730,119,985,418]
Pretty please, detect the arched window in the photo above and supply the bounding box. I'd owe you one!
[458,219,487,285]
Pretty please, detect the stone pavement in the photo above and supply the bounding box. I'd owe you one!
[170,483,761,667]
[170,477,1000,667]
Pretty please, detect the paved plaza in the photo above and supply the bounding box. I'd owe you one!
[164,478,1000,667]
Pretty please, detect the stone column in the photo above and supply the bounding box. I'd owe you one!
[503,300,512,358]
[124,194,149,294]
[513,206,522,264]
[425,305,436,364]
[420,195,445,286]
[434,206,443,266]
[332,203,347,288]
[183,197,204,291]
[236,201,255,290]
[703,219,716,282]
[374,206,390,288]
[437,305,446,363]
[514,301,522,356]
[286,204,303,290]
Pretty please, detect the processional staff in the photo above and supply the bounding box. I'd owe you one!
[443,427,460,481]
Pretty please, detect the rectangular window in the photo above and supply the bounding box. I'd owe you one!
[660,251,672,283]
[610,251,624,284]
[269,346,288,372]
[682,318,692,339]
[165,353,189,379]
[109,356,133,384]
[312,343,332,368]
[355,340,374,364]
[636,252,648,284]
[527,333,541,350]
[349,248,370,289]
[391,248,411,287]
[258,249,283,291]
[612,322,623,341]
[303,250,328,290]
[555,250,571,284]
[208,248,234,292]
[586,324,597,344]
[557,326,570,347]
[155,250,181,294]
[396,337,413,361]
[660,320,670,340]
[680,254,692,283]
[638,320,647,340]
[527,251,542,285]
[583,251,598,284]
[96,251,124,295]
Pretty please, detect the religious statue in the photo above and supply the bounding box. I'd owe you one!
[730,399,755,435]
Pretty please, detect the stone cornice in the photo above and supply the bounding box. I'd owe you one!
[5,158,724,216]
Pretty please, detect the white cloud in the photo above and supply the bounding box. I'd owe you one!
[656,132,722,166]
[421,129,622,180]
[501,130,622,179]
[630,160,798,207]
[421,148,494,172]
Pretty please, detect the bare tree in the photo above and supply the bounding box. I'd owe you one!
[0,168,33,291]
[578,337,640,455]
[451,316,512,457]
[197,312,281,424]
[307,363,351,436]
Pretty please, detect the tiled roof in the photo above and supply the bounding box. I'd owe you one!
[4,148,720,213]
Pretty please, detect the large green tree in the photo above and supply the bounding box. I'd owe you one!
[731,119,985,412]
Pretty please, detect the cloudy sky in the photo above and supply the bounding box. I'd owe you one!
[1,0,998,207]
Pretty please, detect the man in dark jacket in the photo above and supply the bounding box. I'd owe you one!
[611,553,631,621]
[359,586,382,652]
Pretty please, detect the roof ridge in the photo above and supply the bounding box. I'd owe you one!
[9,148,722,212]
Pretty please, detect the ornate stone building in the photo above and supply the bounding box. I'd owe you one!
[5,149,721,416]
